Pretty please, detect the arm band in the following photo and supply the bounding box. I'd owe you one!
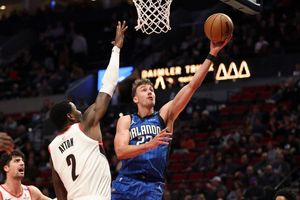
[206,53,217,63]
[99,46,120,97]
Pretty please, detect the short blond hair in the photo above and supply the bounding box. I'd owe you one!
[131,78,153,97]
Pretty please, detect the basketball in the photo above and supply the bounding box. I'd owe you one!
[204,13,234,43]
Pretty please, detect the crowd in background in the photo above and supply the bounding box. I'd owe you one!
[0,0,300,199]
[0,0,299,99]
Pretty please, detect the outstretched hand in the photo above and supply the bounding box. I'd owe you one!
[209,34,232,56]
[111,21,128,49]
[0,132,14,153]
[148,128,172,149]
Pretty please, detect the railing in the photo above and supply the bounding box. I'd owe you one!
[275,166,300,191]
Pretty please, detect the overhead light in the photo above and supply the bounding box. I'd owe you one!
[0,5,6,10]
[49,0,56,9]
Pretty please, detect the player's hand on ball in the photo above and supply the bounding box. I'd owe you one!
[112,20,128,49]
[210,35,232,55]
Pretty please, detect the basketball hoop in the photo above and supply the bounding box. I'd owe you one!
[133,0,173,34]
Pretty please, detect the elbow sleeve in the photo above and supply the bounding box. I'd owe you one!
[99,46,120,97]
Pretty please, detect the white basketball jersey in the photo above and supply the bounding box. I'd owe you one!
[49,123,111,200]
[0,184,32,200]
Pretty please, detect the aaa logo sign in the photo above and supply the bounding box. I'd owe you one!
[215,61,250,80]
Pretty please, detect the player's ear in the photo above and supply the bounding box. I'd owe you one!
[133,96,138,103]
[67,113,75,121]
[4,164,9,173]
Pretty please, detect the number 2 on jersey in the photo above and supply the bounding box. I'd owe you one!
[66,154,79,181]
[136,135,153,145]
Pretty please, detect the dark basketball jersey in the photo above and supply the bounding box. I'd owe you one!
[118,112,168,181]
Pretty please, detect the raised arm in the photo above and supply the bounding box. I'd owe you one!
[82,21,127,130]
[114,115,172,160]
[160,38,231,124]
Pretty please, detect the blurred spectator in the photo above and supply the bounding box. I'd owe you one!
[218,154,239,177]
[272,151,291,176]
[180,133,196,152]
[195,110,216,132]
[266,141,278,162]
[254,35,269,54]
[258,164,281,188]
[70,30,88,67]
[208,128,224,150]
[205,176,227,200]
[236,153,250,173]
[163,189,171,200]
[226,181,244,200]
[187,149,214,172]
[281,132,300,155]
[293,63,300,77]
[241,165,257,187]
[244,177,264,200]
[194,193,206,200]
[254,152,270,175]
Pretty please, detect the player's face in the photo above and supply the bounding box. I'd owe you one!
[69,102,83,122]
[134,84,155,107]
[5,156,25,179]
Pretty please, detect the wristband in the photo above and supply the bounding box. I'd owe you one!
[112,46,120,54]
[206,53,217,63]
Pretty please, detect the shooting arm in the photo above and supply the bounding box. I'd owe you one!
[162,39,231,122]
[163,57,213,121]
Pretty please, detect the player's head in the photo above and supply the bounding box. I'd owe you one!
[274,188,297,200]
[0,150,25,181]
[50,101,82,131]
[132,79,155,107]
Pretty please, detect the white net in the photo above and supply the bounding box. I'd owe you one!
[133,0,173,34]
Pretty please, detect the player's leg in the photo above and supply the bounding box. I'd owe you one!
[138,181,165,200]
[111,176,140,200]
[112,176,165,199]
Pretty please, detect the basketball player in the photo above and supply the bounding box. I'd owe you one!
[48,21,127,200]
[0,150,51,200]
[111,37,232,199]
[0,132,14,153]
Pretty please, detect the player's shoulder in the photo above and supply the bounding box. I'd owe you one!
[49,134,63,145]
[48,133,67,151]
[27,185,39,193]
[117,114,132,126]
[159,100,172,121]
[50,124,78,142]
[27,185,47,199]
[119,114,131,121]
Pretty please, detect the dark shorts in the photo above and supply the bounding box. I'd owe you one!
[111,175,165,200]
